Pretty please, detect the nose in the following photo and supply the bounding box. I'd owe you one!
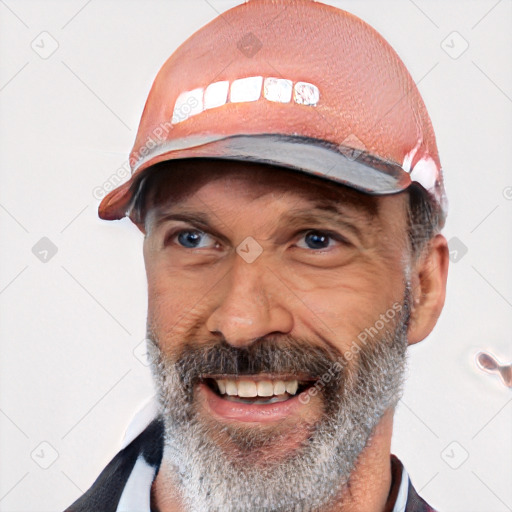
[206,257,293,347]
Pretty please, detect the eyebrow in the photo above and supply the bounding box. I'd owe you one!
[294,198,377,221]
[150,196,376,241]
[281,200,374,239]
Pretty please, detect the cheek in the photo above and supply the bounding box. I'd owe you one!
[275,256,406,348]
[145,260,218,344]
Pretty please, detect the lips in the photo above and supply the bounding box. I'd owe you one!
[198,375,316,422]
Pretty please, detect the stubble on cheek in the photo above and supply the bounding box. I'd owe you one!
[146,309,195,364]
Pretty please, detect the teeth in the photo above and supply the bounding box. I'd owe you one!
[213,378,300,398]
[285,380,298,395]
[273,380,286,395]
[225,380,238,396]
[238,380,257,397]
[257,381,274,397]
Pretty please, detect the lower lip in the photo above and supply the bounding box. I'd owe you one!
[199,382,305,423]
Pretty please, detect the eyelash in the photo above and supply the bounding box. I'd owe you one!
[164,228,349,251]
[163,229,217,249]
[295,229,349,249]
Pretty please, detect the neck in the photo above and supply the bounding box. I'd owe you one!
[151,408,395,512]
[325,408,395,512]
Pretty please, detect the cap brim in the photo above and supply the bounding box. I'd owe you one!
[98,134,411,221]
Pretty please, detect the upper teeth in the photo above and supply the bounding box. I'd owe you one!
[215,379,299,397]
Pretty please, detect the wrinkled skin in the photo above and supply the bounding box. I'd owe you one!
[136,160,448,512]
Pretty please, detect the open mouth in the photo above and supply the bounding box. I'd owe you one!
[202,376,315,405]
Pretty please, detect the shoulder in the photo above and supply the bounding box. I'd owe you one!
[390,454,439,512]
[63,416,164,511]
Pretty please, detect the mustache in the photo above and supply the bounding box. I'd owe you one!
[155,336,346,389]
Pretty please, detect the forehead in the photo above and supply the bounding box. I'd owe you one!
[139,159,385,221]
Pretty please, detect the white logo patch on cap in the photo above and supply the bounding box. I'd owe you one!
[230,76,263,103]
[204,81,230,110]
[294,82,320,106]
[172,88,203,124]
[171,77,319,125]
[264,77,293,103]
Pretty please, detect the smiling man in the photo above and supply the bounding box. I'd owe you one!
[65,1,449,511]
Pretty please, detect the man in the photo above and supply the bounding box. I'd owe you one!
[65,0,449,510]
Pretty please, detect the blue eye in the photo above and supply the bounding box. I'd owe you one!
[297,231,337,250]
[175,230,215,249]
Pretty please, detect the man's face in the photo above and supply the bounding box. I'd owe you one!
[142,160,413,511]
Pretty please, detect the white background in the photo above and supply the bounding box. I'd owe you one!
[0,1,511,510]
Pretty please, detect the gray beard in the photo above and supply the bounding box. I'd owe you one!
[147,295,410,512]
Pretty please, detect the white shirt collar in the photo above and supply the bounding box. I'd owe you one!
[392,463,410,512]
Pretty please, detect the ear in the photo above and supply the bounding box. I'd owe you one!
[407,234,449,345]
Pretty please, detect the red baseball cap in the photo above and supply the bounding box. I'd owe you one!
[98,0,447,222]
